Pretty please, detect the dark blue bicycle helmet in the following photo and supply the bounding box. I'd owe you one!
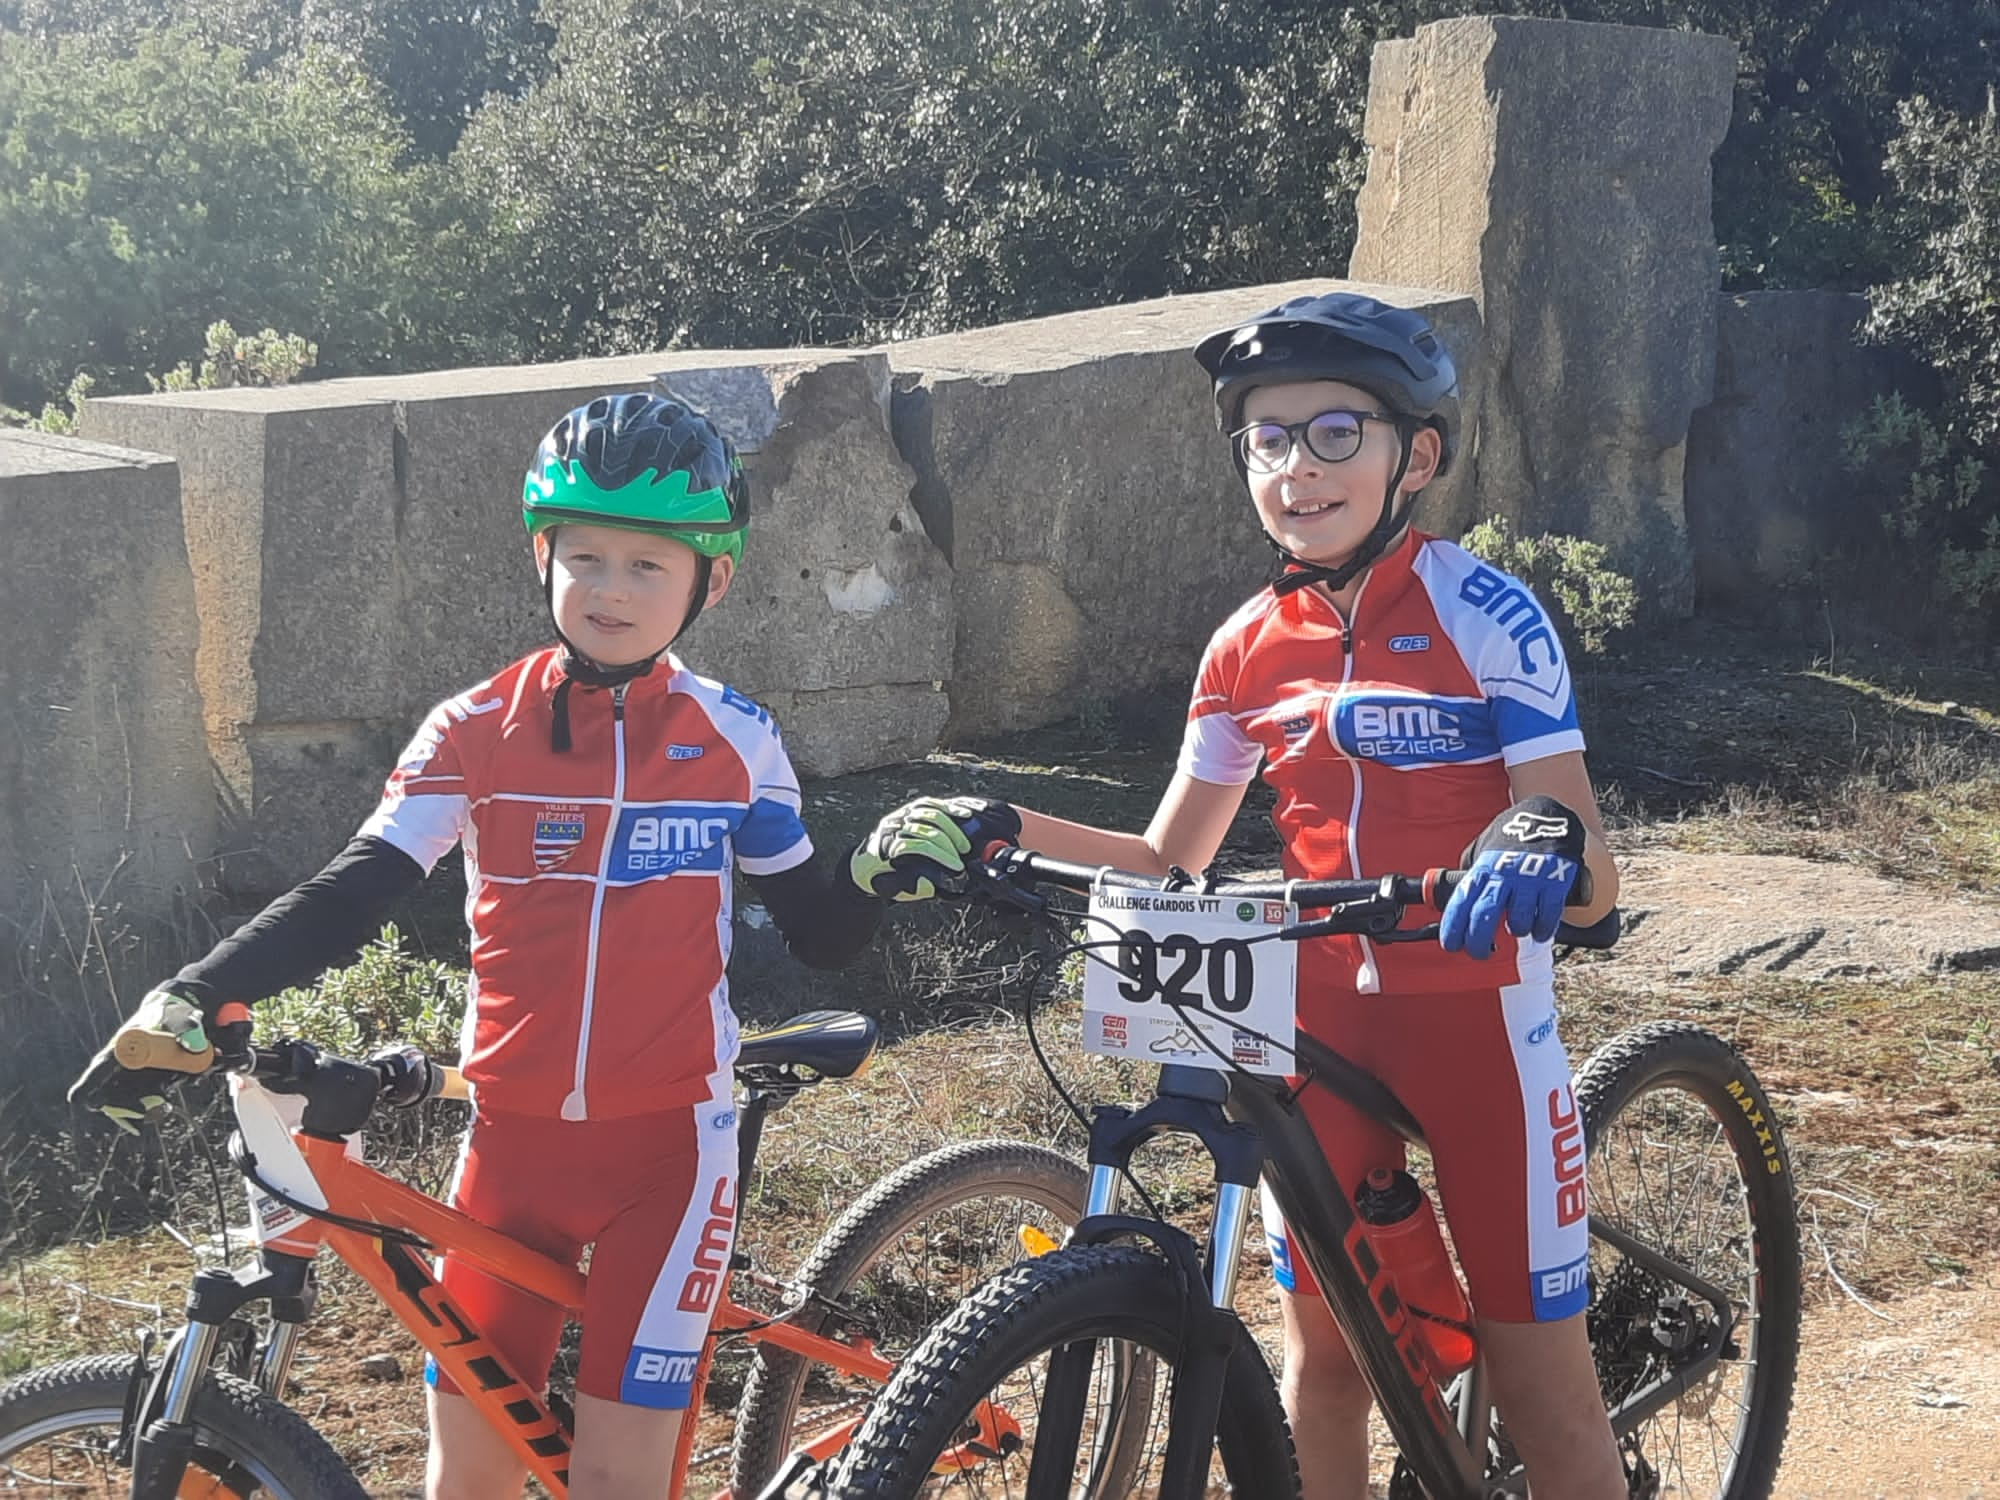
[1194,291,1459,473]
[1193,292,1461,596]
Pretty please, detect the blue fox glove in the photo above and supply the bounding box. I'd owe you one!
[1440,797,1589,960]
[849,796,1022,902]
[67,987,249,1135]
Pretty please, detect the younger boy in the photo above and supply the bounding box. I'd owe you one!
[78,391,943,1500]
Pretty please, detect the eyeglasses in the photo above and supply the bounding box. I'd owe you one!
[1231,409,1399,473]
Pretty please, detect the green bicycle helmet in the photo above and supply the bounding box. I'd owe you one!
[523,391,751,751]
[522,391,749,566]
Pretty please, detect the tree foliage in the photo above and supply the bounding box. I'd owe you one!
[0,25,479,411]
[2,0,551,157]
[453,0,1384,358]
[1844,99,2000,624]
[3,0,1997,415]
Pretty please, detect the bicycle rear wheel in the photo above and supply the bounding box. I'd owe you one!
[829,1242,1299,1499]
[731,1139,1088,1495]
[0,1353,368,1499]
[1574,1021,1802,1500]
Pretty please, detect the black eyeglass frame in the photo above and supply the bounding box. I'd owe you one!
[1229,408,1405,473]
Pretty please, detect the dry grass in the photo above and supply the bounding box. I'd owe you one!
[1559,965,2000,1304]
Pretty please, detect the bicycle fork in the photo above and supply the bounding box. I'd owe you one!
[1049,1065,1264,1500]
[123,1250,318,1500]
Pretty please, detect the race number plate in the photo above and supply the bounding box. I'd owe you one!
[1081,883,1298,1074]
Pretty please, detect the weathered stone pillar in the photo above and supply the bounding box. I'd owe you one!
[1349,16,1736,614]
[0,432,212,928]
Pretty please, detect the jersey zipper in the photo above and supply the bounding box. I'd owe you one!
[561,681,628,1121]
[1325,578,1381,994]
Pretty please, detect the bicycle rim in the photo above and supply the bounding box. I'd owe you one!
[1582,1050,1793,1498]
[0,1402,281,1497]
[728,1142,1088,1494]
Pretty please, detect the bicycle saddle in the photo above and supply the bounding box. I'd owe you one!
[736,1010,878,1078]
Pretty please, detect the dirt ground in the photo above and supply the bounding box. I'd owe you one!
[1777,1261,2000,1499]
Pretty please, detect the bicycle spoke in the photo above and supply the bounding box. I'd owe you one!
[1591,1079,1763,1498]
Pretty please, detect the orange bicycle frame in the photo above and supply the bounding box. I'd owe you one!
[281,1132,894,1499]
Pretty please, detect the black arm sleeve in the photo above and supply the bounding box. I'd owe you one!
[746,853,882,971]
[168,835,427,1010]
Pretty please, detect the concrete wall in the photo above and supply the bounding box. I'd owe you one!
[0,432,212,927]
[1349,16,1738,615]
[83,354,950,891]
[886,279,1482,741]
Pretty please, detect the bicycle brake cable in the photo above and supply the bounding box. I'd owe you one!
[229,1138,431,1248]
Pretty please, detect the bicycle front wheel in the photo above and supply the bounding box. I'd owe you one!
[829,1243,1299,1499]
[731,1139,1088,1495]
[1576,1021,1802,1500]
[0,1353,369,1499]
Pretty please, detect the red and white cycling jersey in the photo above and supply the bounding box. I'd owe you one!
[360,647,811,1121]
[1182,530,1594,1322]
[1180,528,1585,1008]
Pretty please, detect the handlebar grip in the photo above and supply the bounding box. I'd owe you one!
[436,1066,470,1102]
[1426,863,1595,909]
[109,1022,214,1075]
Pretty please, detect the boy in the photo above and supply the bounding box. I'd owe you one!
[77,391,945,1500]
[858,293,1629,1499]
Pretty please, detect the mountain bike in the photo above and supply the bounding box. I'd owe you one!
[827,851,1802,1499]
[0,1008,1088,1499]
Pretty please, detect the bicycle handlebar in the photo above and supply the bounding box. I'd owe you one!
[971,846,1621,950]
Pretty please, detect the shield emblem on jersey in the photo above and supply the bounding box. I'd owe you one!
[533,809,586,871]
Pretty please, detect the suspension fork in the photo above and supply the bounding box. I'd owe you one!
[1044,1065,1265,1500]
[125,1251,318,1499]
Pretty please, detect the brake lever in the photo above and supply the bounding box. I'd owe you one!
[961,862,1052,917]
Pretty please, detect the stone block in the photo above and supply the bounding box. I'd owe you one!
[1351,16,1738,614]
[85,353,948,893]
[1686,292,1936,611]
[0,431,211,928]
[886,280,1482,741]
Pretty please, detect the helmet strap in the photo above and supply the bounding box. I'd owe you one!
[1268,423,1417,600]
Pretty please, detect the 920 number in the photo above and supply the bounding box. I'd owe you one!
[1115,932,1254,1013]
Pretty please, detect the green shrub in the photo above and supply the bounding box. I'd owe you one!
[1853,98,2000,626]
[1458,517,1639,653]
[253,923,465,1061]
[1838,392,2000,618]
[152,321,317,393]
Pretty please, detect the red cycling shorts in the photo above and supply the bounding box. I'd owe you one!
[427,1068,738,1408]
[1259,980,1590,1323]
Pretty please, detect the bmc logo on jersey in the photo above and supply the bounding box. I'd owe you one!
[610,804,741,879]
[1458,567,1562,676]
[1334,696,1497,767]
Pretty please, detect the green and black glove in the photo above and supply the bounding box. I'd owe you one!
[848,796,1022,902]
[68,987,251,1135]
